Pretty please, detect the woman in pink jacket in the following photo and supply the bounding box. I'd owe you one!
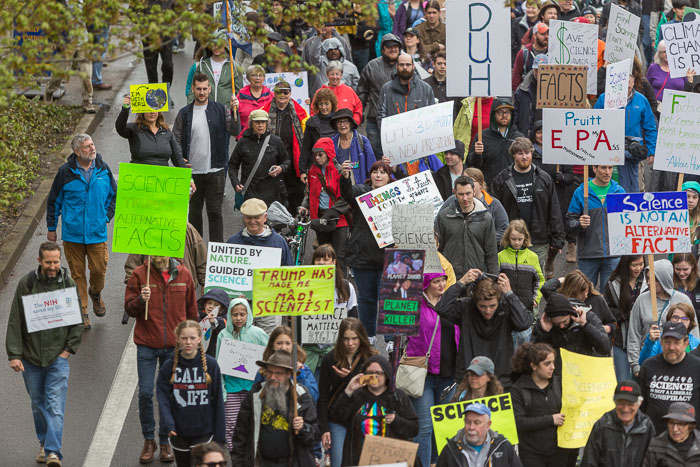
[405,270,460,467]
[236,64,273,138]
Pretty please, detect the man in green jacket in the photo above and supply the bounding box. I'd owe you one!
[6,242,84,467]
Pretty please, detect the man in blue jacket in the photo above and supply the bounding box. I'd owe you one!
[594,75,657,193]
[47,134,116,329]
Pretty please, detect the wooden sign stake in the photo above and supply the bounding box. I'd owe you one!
[649,256,658,322]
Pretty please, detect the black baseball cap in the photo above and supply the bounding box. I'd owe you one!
[613,380,641,402]
[662,321,688,340]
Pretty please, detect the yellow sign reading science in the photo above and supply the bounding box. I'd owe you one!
[558,349,616,448]
[431,393,518,454]
[130,83,169,113]
[252,266,335,316]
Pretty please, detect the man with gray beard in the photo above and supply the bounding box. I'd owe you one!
[231,350,319,465]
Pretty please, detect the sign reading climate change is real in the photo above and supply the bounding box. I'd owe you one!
[661,20,700,78]
[445,0,511,97]
[607,192,691,256]
[655,90,700,174]
[542,109,625,165]
[113,163,191,258]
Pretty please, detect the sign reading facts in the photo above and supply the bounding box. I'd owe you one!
[536,64,587,108]
[252,266,335,316]
[112,163,191,258]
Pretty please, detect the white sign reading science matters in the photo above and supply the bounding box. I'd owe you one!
[22,287,82,333]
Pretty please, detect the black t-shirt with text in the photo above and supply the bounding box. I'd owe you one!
[512,168,534,229]
[258,405,291,461]
[639,353,700,434]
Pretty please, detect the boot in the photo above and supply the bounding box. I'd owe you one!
[566,242,577,263]
[82,314,91,329]
[545,247,557,280]
[139,440,156,464]
[160,444,174,462]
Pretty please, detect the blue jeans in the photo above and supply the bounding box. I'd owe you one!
[328,422,346,467]
[22,357,70,460]
[618,156,640,193]
[365,120,383,159]
[642,14,653,65]
[410,374,456,467]
[352,48,370,74]
[578,257,620,291]
[613,346,632,382]
[352,268,382,337]
[90,27,109,85]
[512,326,532,349]
[137,345,173,443]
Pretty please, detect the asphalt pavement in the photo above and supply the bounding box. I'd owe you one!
[0,42,578,466]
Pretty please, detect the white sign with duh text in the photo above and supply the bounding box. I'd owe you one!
[661,20,700,79]
[542,108,625,165]
[22,287,82,333]
[548,20,598,94]
[654,90,700,174]
[445,0,512,97]
[381,102,454,167]
[356,172,443,248]
[216,338,266,380]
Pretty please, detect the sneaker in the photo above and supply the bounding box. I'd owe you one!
[139,439,156,464]
[46,453,61,467]
[159,444,174,462]
[36,445,46,463]
[566,242,577,263]
[82,314,92,329]
[93,83,113,91]
[385,340,394,354]
[368,336,376,347]
[83,104,97,114]
[89,289,106,317]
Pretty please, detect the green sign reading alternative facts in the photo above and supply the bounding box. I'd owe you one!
[112,163,191,257]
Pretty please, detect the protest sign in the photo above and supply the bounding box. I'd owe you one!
[112,163,191,257]
[431,393,519,453]
[558,349,616,448]
[358,435,418,467]
[356,171,443,248]
[243,72,309,114]
[130,83,169,113]
[252,266,335,317]
[205,242,282,299]
[381,102,455,166]
[22,287,82,333]
[604,59,631,109]
[392,204,442,274]
[542,108,625,165]
[661,20,700,78]
[548,20,598,94]
[217,338,266,380]
[377,249,425,336]
[445,0,511,97]
[604,4,640,64]
[654,90,700,174]
[607,192,691,255]
[300,304,348,344]
[200,317,213,352]
[536,64,587,108]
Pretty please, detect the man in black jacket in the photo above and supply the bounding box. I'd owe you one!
[434,140,466,200]
[466,99,524,187]
[491,137,564,274]
[581,380,656,467]
[532,293,612,373]
[173,73,240,242]
[231,350,319,466]
[436,402,522,467]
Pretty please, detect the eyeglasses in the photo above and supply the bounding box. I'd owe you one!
[495,110,511,116]
[198,462,225,467]
[275,89,291,95]
[364,371,384,376]
[671,316,690,322]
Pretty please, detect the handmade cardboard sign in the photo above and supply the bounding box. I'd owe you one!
[604,59,631,109]
[130,83,169,113]
[252,266,335,316]
[217,338,266,380]
[548,20,598,94]
[655,90,700,174]
[536,64,587,108]
[358,435,418,467]
[607,192,691,255]
[604,4,640,65]
[392,204,442,273]
[660,20,700,78]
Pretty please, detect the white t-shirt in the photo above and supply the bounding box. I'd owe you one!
[188,104,212,174]
[211,59,224,87]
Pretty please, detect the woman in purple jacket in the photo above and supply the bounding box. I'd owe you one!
[405,270,460,467]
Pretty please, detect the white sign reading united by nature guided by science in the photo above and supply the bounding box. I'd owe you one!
[204,242,282,299]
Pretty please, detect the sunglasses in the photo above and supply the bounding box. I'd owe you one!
[198,463,225,467]
[275,89,291,95]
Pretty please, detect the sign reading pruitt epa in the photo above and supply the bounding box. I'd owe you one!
[542,109,625,165]
[112,163,191,258]
[607,192,691,255]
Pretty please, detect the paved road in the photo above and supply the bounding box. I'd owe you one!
[0,43,578,466]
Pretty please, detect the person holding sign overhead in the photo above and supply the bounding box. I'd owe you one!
[6,242,84,467]
[435,402,522,467]
[124,255,199,464]
[215,298,268,454]
[47,134,116,329]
